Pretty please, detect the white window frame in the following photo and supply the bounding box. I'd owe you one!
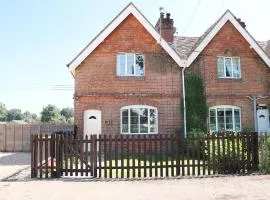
[116,53,145,76]
[217,56,241,79]
[120,105,158,134]
[209,105,242,132]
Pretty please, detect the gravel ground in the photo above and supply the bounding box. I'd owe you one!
[0,152,30,181]
[0,175,270,200]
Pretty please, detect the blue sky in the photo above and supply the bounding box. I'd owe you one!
[0,0,269,115]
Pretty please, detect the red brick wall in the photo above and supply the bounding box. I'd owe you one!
[74,14,182,134]
[190,21,270,130]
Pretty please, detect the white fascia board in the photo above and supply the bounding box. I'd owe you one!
[187,11,270,67]
[68,4,186,75]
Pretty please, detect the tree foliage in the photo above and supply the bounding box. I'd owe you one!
[60,107,74,120]
[41,104,62,123]
[182,73,208,132]
[0,103,8,121]
[7,109,23,121]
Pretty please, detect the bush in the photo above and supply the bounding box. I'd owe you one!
[185,129,205,158]
[205,132,247,174]
[259,133,270,173]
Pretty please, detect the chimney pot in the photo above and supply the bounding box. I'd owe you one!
[160,12,164,19]
[166,13,170,19]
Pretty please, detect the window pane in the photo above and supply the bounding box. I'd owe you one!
[210,117,216,131]
[121,109,129,133]
[127,54,134,75]
[217,108,225,131]
[131,125,139,133]
[130,108,139,124]
[117,54,126,76]
[150,125,157,133]
[135,55,144,76]
[234,109,240,131]
[217,57,224,77]
[210,109,216,117]
[150,109,156,125]
[225,58,232,77]
[232,58,240,78]
[139,108,148,133]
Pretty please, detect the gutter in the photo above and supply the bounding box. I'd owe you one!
[182,66,187,137]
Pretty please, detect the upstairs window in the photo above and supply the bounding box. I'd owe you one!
[217,57,241,78]
[209,105,241,132]
[117,53,144,76]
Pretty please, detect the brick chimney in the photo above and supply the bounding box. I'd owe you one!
[155,12,175,43]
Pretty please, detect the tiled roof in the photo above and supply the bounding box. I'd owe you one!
[170,36,199,59]
[257,40,270,57]
[171,36,270,59]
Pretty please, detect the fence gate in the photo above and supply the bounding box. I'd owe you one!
[31,134,97,178]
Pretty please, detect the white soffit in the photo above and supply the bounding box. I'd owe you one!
[68,3,186,75]
[187,10,270,67]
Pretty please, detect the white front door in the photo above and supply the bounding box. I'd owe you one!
[257,105,270,132]
[84,110,102,136]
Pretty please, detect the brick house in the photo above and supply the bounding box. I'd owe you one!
[67,3,270,135]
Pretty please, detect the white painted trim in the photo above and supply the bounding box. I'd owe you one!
[187,10,270,67]
[217,56,241,79]
[68,3,186,75]
[120,105,158,134]
[209,105,241,132]
[116,53,145,76]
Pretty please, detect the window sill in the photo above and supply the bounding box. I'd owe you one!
[120,132,158,135]
[217,77,242,81]
[116,76,145,80]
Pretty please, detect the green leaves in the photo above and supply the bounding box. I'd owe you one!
[183,73,208,132]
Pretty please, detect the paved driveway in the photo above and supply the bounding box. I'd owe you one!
[0,152,30,180]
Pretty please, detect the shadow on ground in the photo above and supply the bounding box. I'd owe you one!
[0,153,30,166]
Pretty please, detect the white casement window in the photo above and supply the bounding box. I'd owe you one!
[121,105,158,134]
[217,57,241,78]
[117,53,144,76]
[209,105,241,132]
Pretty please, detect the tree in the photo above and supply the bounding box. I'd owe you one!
[60,107,74,120]
[41,104,63,123]
[0,103,7,121]
[7,109,23,121]
[182,73,208,132]
[23,111,39,123]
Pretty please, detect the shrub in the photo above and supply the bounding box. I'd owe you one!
[205,132,247,174]
[259,133,270,173]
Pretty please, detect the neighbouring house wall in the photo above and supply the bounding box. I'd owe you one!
[189,21,270,130]
[74,14,182,135]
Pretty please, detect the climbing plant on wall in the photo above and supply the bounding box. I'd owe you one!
[182,73,208,132]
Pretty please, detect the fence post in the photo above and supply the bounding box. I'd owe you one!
[91,135,97,177]
[55,134,61,178]
[31,134,37,178]
[252,132,259,171]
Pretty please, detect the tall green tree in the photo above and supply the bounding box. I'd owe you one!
[182,73,208,132]
[60,107,73,119]
[7,109,23,121]
[41,104,63,123]
[23,111,39,123]
[0,103,8,121]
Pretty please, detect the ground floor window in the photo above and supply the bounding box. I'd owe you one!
[209,105,241,132]
[121,105,158,134]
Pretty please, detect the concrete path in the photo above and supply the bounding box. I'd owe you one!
[0,152,30,180]
[0,175,270,200]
